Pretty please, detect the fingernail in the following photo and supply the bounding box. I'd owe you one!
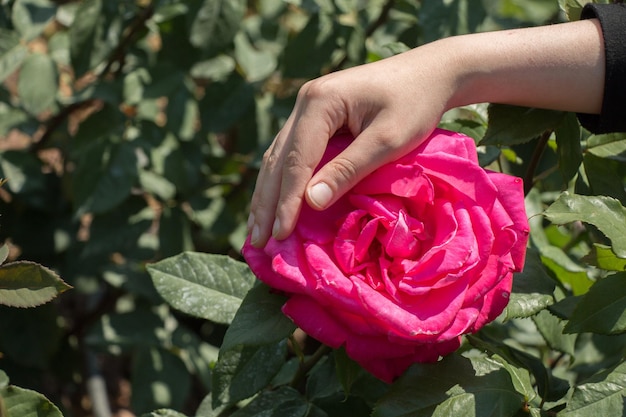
[272,218,281,238]
[308,182,333,208]
[247,213,255,232]
[250,225,260,245]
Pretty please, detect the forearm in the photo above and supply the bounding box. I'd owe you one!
[431,19,605,115]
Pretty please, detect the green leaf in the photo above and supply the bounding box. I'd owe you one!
[17,52,58,115]
[0,29,28,83]
[419,0,488,43]
[171,326,219,391]
[0,261,71,308]
[0,304,63,368]
[131,347,191,414]
[189,0,246,52]
[335,347,365,396]
[584,244,626,272]
[506,247,556,319]
[555,112,582,184]
[195,395,229,417]
[544,192,626,258]
[82,196,154,258]
[373,354,524,417]
[481,104,565,146]
[85,309,166,351]
[227,386,307,417]
[0,150,46,195]
[281,13,339,78]
[139,410,188,417]
[220,283,296,352]
[147,252,256,325]
[234,32,277,82]
[583,153,626,206]
[68,0,103,77]
[576,153,626,205]
[586,133,626,163]
[306,355,342,401]
[564,272,626,335]
[0,385,63,417]
[73,139,139,215]
[158,205,193,259]
[12,0,57,41]
[0,369,8,388]
[212,340,288,408]
[559,360,626,417]
[200,72,255,133]
[468,333,570,403]
[532,310,576,357]
[559,0,586,21]
[0,245,9,265]
[489,355,536,403]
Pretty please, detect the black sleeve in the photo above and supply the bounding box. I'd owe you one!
[577,3,626,134]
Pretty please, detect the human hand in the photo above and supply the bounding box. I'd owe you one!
[247,45,458,247]
[247,18,605,248]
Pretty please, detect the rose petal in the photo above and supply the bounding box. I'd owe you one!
[413,129,479,164]
[354,163,434,200]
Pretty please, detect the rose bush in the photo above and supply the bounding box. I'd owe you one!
[243,128,529,383]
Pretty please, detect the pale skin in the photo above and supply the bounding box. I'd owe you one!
[248,18,605,248]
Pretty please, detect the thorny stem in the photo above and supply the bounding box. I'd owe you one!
[524,130,552,196]
[289,343,333,390]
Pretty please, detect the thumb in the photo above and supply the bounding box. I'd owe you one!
[305,127,417,210]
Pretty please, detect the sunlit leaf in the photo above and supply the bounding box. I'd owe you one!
[0,29,28,83]
[0,261,71,308]
[586,133,626,162]
[17,52,57,115]
[0,385,63,417]
[189,0,245,51]
[544,192,626,258]
[12,0,57,40]
[506,248,556,319]
[373,354,524,417]
[559,360,626,417]
[584,244,626,272]
[147,252,256,324]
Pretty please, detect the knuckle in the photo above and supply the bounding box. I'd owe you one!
[283,150,306,172]
[298,78,334,101]
[261,149,278,168]
[328,157,359,185]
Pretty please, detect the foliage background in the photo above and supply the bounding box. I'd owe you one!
[2,0,626,416]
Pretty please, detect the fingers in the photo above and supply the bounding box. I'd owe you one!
[248,92,341,247]
[305,124,423,211]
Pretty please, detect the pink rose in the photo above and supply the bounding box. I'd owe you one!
[243,128,529,383]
